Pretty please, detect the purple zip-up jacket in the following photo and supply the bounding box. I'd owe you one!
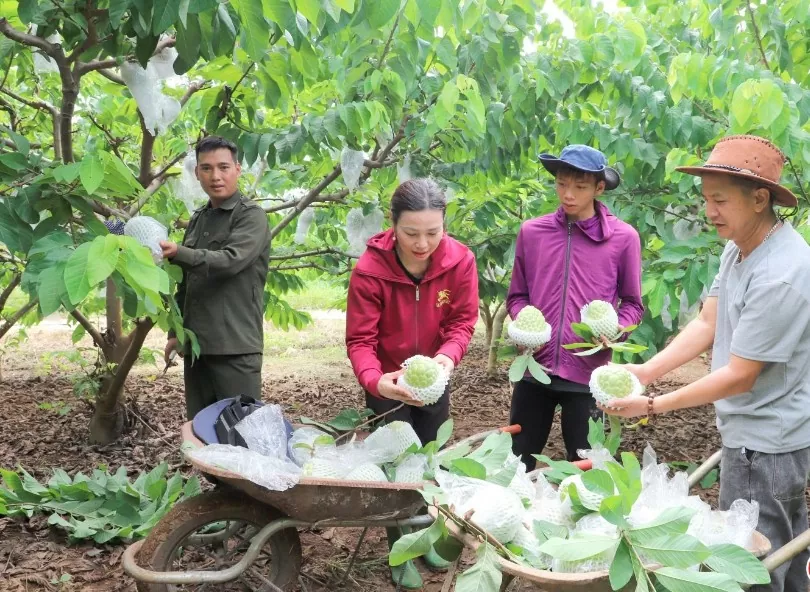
[507,201,644,385]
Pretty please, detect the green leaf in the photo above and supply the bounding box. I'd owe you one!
[533,520,569,542]
[571,322,595,340]
[563,342,599,349]
[580,469,614,497]
[450,458,487,480]
[610,538,634,590]
[334,0,354,11]
[435,418,453,449]
[152,0,181,33]
[538,535,618,562]
[367,0,399,28]
[232,0,269,61]
[388,518,444,565]
[295,0,320,24]
[632,534,710,569]
[599,495,629,528]
[508,353,529,382]
[86,235,121,286]
[654,567,743,592]
[79,155,105,196]
[63,243,95,305]
[628,506,697,544]
[298,416,339,435]
[703,544,770,585]
[527,356,551,384]
[37,263,67,317]
[455,542,502,592]
[532,455,582,483]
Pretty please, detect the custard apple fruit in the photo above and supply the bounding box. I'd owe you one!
[363,421,422,463]
[508,306,552,349]
[589,365,643,407]
[559,474,611,512]
[302,458,345,479]
[399,355,449,405]
[345,463,389,483]
[124,216,169,265]
[580,300,620,340]
[457,485,525,544]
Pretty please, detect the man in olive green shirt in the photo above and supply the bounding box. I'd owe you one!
[160,136,271,419]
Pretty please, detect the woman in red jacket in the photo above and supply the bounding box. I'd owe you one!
[346,178,479,442]
[345,178,479,588]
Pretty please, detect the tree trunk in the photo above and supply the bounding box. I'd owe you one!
[89,319,154,444]
[480,303,493,353]
[486,303,509,377]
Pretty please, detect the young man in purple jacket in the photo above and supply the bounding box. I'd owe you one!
[507,145,644,467]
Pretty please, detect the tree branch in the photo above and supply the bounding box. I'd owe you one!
[378,10,402,70]
[263,192,347,213]
[71,309,111,359]
[268,247,356,261]
[0,87,58,116]
[105,278,121,348]
[785,157,810,206]
[129,151,186,217]
[0,300,37,341]
[138,112,156,187]
[97,68,125,85]
[86,111,125,160]
[745,2,772,72]
[0,273,21,312]
[269,166,343,239]
[0,18,58,56]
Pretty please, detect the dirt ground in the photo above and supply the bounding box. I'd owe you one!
[0,317,803,591]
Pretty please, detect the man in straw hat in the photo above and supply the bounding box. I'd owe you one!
[599,134,810,591]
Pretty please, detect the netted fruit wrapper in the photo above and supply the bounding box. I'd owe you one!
[187,444,301,491]
[628,444,689,526]
[394,453,430,483]
[360,421,422,464]
[528,472,575,528]
[511,523,551,569]
[124,216,168,265]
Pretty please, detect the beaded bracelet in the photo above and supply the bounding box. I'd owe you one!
[647,394,655,424]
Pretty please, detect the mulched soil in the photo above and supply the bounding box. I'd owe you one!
[0,345,803,591]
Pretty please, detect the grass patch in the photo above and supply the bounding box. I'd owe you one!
[284,279,346,311]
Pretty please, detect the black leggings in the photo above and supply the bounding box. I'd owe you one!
[365,386,450,445]
[509,379,602,469]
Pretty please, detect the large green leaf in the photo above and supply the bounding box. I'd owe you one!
[654,567,743,592]
[367,0,399,28]
[38,264,67,316]
[703,544,770,585]
[455,542,502,592]
[628,507,696,544]
[632,534,710,569]
[79,155,105,196]
[86,235,121,286]
[63,242,95,305]
[610,538,634,590]
[152,0,182,33]
[388,518,444,566]
[538,535,619,562]
[233,0,269,61]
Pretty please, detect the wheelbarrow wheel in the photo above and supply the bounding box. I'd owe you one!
[135,490,302,592]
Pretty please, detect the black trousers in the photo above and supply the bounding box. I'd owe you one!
[509,378,602,469]
[184,353,263,420]
[365,386,450,445]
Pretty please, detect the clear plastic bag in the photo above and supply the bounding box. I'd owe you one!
[528,472,575,528]
[575,443,617,470]
[288,426,335,467]
[687,499,759,548]
[234,405,290,459]
[188,444,301,491]
[551,515,619,573]
[394,453,429,483]
[397,154,412,183]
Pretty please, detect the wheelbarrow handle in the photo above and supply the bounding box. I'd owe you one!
[499,424,522,435]
[761,526,810,573]
[686,449,722,489]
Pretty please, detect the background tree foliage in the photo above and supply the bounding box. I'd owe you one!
[1,0,809,443]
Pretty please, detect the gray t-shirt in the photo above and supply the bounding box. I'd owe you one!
[708,223,810,453]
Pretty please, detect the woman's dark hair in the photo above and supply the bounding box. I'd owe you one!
[196,135,238,162]
[390,178,447,224]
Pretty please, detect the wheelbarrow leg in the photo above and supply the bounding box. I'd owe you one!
[338,526,369,586]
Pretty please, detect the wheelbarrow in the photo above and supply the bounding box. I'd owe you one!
[436,448,810,592]
[121,421,534,591]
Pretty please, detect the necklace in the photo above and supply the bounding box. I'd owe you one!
[736,220,782,263]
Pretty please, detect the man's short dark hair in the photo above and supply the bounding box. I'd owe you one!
[195,136,238,162]
[555,165,604,187]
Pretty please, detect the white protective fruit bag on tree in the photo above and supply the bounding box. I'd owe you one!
[124,216,168,264]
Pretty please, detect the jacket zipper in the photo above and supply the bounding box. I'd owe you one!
[414,285,420,355]
[554,223,573,371]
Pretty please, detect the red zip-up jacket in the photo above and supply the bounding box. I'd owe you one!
[346,229,479,398]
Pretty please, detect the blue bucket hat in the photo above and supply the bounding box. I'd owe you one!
[538,145,621,190]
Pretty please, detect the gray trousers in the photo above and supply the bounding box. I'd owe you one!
[720,446,810,592]
[184,353,263,420]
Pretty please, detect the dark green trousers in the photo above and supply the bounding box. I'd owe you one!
[184,353,263,419]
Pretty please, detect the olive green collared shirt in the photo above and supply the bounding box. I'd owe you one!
[171,192,271,355]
